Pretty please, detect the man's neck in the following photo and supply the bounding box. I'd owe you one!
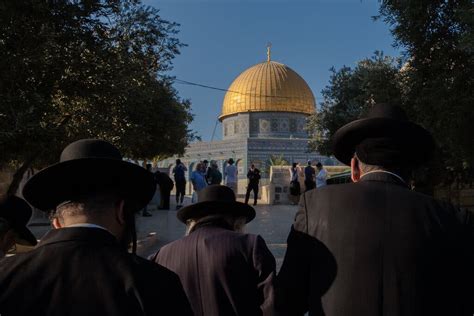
[360,169,406,184]
[65,223,109,231]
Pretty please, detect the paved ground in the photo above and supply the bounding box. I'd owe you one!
[28,196,298,269]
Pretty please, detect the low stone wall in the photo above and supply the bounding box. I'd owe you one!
[267,165,350,205]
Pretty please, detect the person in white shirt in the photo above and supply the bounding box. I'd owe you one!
[315,162,327,188]
[225,158,238,193]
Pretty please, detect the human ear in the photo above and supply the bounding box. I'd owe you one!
[52,217,62,229]
[116,200,126,225]
[351,157,361,182]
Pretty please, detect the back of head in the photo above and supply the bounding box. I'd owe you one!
[185,214,247,235]
[52,191,119,222]
[332,103,435,182]
[355,138,413,180]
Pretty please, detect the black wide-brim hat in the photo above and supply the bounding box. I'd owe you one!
[0,196,37,246]
[332,104,435,166]
[177,185,256,223]
[23,139,156,212]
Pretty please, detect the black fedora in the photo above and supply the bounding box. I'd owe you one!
[0,196,37,246]
[332,104,434,166]
[23,139,156,212]
[177,185,256,223]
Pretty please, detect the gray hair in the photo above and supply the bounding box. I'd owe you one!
[354,153,411,181]
[185,214,246,235]
[51,193,121,223]
[355,154,384,174]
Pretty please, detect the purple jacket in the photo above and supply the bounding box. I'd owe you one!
[152,224,276,316]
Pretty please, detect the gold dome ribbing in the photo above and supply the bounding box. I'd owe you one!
[219,61,316,120]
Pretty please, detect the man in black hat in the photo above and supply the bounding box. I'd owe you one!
[0,139,192,316]
[150,185,277,316]
[0,196,37,258]
[277,104,474,316]
[245,164,261,206]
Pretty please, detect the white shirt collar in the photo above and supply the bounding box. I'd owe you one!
[65,223,109,232]
[360,170,406,185]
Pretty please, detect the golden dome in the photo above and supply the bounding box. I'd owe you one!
[220,60,316,120]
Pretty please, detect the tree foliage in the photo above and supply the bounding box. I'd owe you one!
[0,0,194,174]
[268,155,290,167]
[308,1,473,189]
[377,0,474,177]
[307,52,403,155]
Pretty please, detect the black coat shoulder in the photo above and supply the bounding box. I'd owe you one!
[0,228,193,316]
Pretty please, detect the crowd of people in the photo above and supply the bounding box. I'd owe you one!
[162,155,326,210]
[0,103,473,316]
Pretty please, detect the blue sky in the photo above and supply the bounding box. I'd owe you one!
[144,0,400,141]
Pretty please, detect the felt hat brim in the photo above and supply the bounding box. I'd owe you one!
[332,117,435,166]
[177,200,256,224]
[13,225,37,246]
[23,158,156,212]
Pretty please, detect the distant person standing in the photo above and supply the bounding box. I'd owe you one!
[225,158,238,193]
[315,162,328,188]
[155,170,174,210]
[202,159,209,182]
[173,159,187,209]
[245,164,261,206]
[289,163,301,204]
[304,160,316,191]
[207,161,223,185]
[190,163,207,203]
[142,164,154,217]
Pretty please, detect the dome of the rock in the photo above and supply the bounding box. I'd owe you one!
[219,60,316,120]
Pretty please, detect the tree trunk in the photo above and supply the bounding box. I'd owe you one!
[6,153,40,197]
[6,115,72,197]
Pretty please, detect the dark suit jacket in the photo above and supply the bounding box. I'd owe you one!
[0,227,193,316]
[155,171,174,192]
[152,224,276,316]
[277,172,474,316]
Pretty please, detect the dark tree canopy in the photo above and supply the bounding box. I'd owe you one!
[308,0,473,189]
[377,0,474,179]
[307,52,403,155]
[0,0,194,173]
